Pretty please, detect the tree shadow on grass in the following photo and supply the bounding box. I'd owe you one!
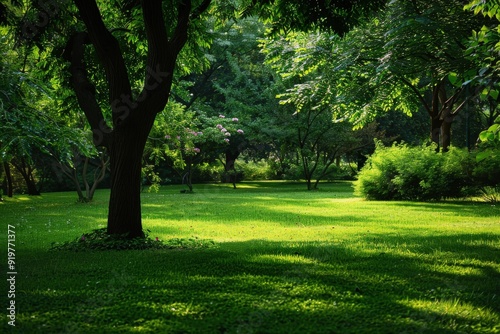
[389,201,500,218]
[9,233,500,334]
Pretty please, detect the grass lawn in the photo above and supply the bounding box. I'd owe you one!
[1,181,499,333]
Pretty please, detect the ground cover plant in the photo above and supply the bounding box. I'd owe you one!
[1,181,499,333]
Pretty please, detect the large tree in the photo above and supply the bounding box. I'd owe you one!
[4,0,386,238]
[67,0,213,237]
[4,0,213,237]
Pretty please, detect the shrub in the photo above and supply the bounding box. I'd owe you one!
[355,142,475,200]
[192,162,224,183]
[235,159,274,180]
[473,149,500,187]
[480,186,500,203]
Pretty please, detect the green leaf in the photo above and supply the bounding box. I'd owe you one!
[479,130,490,141]
[448,72,460,86]
[489,90,499,100]
[488,123,499,133]
[476,150,491,162]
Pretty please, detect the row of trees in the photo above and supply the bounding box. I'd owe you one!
[1,0,499,237]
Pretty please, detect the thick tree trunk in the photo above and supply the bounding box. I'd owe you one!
[441,117,452,153]
[107,120,153,238]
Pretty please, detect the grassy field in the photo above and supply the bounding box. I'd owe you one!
[1,181,499,333]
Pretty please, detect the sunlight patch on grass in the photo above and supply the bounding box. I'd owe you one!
[400,298,500,331]
[250,254,320,265]
[2,182,500,333]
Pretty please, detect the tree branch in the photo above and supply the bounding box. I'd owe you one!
[63,32,112,148]
[142,0,169,69]
[191,0,212,21]
[73,0,132,127]
[171,0,192,54]
[138,0,177,114]
[398,76,432,116]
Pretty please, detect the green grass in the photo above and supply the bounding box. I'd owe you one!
[1,181,499,333]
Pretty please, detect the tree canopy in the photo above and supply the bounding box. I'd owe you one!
[1,0,498,237]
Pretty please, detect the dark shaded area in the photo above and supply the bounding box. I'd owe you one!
[10,232,499,333]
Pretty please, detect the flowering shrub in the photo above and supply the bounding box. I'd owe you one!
[213,115,244,144]
[146,105,247,189]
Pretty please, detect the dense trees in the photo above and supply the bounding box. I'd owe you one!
[268,0,494,153]
[0,29,86,197]
[1,0,499,238]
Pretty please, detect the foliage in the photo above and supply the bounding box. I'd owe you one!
[263,32,386,189]
[480,185,500,204]
[249,0,387,35]
[263,0,484,125]
[0,29,96,196]
[476,121,500,162]
[355,142,475,201]
[473,149,500,187]
[169,17,279,186]
[146,101,247,190]
[235,158,274,180]
[464,0,500,92]
[50,228,216,252]
[263,0,493,153]
[474,115,500,187]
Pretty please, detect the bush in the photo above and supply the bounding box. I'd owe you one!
[473,149,500,187]
[192,162,224,183]
[235,159,274,180]
[480,186,500,204]
[354,142,475,201]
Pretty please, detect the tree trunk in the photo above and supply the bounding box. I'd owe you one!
[303,159,313,190]
[441,117,452,153]
[431,116,442,152]
[224,149,240,188]
[85,154,109,201]
[73,166,86,202]
[106,121,152,238]
[13,159,40,196]
[3,162,13,197]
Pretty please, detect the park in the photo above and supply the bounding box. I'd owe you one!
[1,0,500,333]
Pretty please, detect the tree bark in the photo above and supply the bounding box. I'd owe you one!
[107,122,153,237]
[3,163,13,197]
[12,158,40,196]
[224,149,240,188]
[431,116,442,152]
[73,166,86,202]
[401,78,465,153]
[85,154,109,201]
[441,115,453,153]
